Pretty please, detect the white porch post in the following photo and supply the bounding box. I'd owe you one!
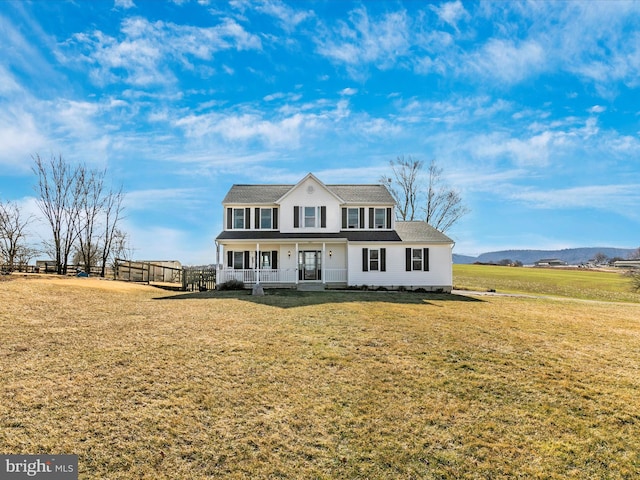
[215,241,220,284]
[256,242,260,284]
[322,242,326,285]
[295,242,299,285]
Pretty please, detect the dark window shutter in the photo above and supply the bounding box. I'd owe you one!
[227,208,232,229]
[359,208,365,228]
[362,248,368,271]
[406,248,412,271]
[386,208,392,228]
[273,208,278,229]
[381,248,386,272]
[244,208,250,229]
[255,208,260,229]
[227,251,233,268]
[294,206,300,228]
[369,208,374,229]
[321,206,327,228]
[272,251,278,269]
[423,248,430,271]
[342,208,347,229]
[244,251,250,269]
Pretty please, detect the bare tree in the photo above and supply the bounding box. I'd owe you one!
[0,200,33,271]
[380,156,422,221]
[593,252,608,265]
[381,157,469,232]
[424,160,470,233]
[75,166,106,274]
[33,154,82,274]
[99,186,126,277]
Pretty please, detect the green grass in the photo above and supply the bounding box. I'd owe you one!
[454,264,640,303]
[1,275,640,479]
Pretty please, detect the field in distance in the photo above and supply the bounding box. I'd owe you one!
[1,274,640,478]
[454,263,640,303]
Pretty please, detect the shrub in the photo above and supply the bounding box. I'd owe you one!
[218,279,245,290]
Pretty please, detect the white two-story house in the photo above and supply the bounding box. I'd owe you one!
[215,173,454,291]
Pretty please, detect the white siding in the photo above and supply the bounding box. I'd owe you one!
[278,177,342,233]
[347,243,452,290]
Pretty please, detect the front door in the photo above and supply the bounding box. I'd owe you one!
[299,250,322,281]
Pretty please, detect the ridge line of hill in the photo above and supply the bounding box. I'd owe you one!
[454,247,637,265]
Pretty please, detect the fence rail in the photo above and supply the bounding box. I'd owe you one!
[114,259,216,291]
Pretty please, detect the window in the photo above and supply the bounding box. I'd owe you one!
[362,248,386,272]
[233,209,245,229]
[260,251,271,269]
[295,206,326,228]
[260,209,272,229]
[304,206,316,228]
[347,208,359,229]
[374,208,386,229]
[233,252,245,269]
[369,249,379,271]
[412,249,422,270]
[406,247,429,271]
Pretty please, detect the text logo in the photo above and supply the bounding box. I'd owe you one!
[0,455,77,479]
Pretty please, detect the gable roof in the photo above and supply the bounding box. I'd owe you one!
[276,172,345,204]
[222,182,395,205]
[395,221,454,244]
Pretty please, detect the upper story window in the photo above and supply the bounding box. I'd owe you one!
[374,208,387,228]
[233,209,245,229]
[304,207,316,227]
[347,208,359,229]
[294,206,327,228]
[255,207,278,230]
[261,209,272,229]
[342,207,365,229]
[227,207,249,230]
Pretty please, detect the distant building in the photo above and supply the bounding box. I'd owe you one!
[613,260,640,269]
[534,258,567,267]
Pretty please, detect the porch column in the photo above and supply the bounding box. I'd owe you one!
[295,242,299,285]
[256,242,260,284]
[322,242,326,285]
[215,241,220,284]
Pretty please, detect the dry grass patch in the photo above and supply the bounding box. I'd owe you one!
[1,276,640,478]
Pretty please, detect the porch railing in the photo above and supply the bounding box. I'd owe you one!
[217,268,347,285]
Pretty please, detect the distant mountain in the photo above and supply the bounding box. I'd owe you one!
[454,247,636,265]
[453,254,477,264]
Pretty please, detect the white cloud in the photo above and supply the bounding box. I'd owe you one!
[432,1,469,30]
[114,0,135,9]
[465,39,546,84]
[510,184,640,213]
[315,7,410,76]
[588,105,606,114]
[339,87,357,96]
[251,0,313,32]
[63,17,262,87]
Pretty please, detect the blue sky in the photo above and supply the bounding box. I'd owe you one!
[1,0,639,264]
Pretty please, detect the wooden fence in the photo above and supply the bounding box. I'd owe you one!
[114,259,216,291]
[182,267,216,292]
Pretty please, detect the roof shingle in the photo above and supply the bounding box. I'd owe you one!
[222,183,395,205]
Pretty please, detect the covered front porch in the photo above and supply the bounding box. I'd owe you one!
[216,240,347,289]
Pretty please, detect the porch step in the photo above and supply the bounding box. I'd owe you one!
[297,283,326,292]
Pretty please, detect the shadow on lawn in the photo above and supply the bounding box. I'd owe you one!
[153,288,484,308]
